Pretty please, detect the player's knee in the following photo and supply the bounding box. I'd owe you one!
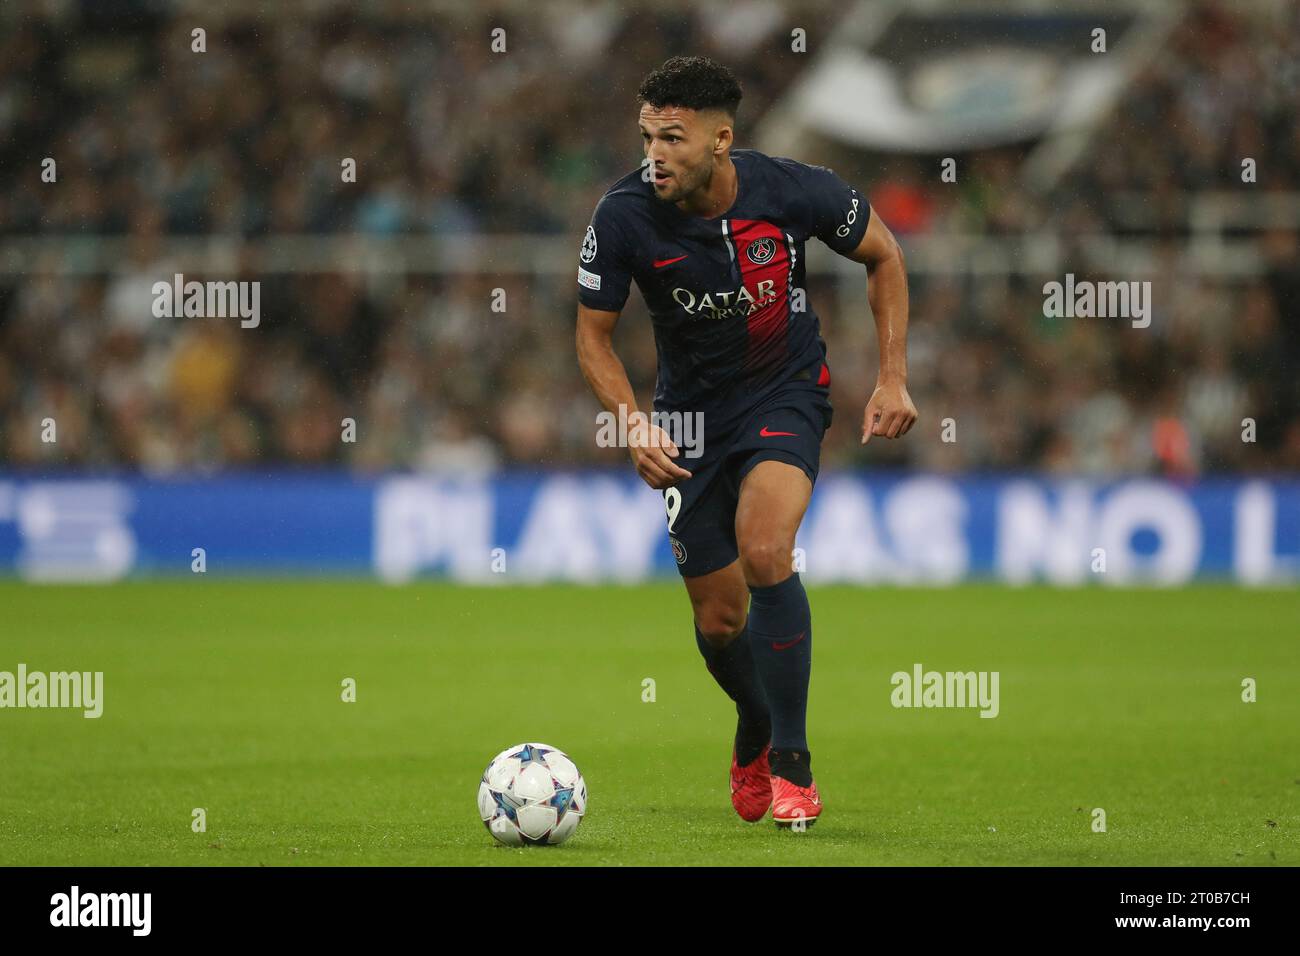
[695,603,746,646]
[738,536,793,586]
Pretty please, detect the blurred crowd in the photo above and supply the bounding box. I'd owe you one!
[0,0,1297,475]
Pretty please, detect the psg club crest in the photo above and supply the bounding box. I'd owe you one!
[746,237,776,265]
[670,536,688,565]
[581,226,597,263]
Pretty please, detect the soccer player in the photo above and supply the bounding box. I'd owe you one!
[575,56,916,828]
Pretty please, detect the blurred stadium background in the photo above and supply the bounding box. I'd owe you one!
[0,0,1297,584]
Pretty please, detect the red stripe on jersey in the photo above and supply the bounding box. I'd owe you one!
[727,219,791,375]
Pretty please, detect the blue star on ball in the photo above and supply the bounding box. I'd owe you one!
[510,744,552,766]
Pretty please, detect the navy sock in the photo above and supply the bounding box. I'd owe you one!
[695,624,771,765]
[769,748,813,788]
[746,573,812,755]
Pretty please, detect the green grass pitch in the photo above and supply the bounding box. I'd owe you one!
[0,581,1295,866]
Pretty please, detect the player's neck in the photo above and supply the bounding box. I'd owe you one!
[675,156,738,220]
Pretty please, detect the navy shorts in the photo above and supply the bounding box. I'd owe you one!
[661,366,832,578]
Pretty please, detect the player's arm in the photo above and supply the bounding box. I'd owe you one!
[575,304,692,489]
[844,212,918,444]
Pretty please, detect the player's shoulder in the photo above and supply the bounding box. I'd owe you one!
[591,166,654,222]
[583,167,653,271]
[739,148,837,187]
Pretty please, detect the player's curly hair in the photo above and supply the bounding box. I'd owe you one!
[637,56,743,120]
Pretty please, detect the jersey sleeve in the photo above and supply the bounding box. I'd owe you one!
[576,196,635,312]
[795,162,871,256]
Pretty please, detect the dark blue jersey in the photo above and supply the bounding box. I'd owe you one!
[577,148,870,428]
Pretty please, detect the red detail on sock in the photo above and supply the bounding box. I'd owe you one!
[771,631,806,652]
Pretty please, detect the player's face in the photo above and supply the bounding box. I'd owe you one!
[638,104,724,203]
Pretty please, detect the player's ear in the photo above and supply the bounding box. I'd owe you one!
[714,121,733,155]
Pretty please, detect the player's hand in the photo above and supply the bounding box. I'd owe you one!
[628,418,693,489]
[862,379,917,444]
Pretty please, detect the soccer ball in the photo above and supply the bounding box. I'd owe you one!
[477,742,587,846]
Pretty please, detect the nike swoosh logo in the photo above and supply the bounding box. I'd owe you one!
[771,631,806,652]
[759,426,798,438]
[653,255,688,268]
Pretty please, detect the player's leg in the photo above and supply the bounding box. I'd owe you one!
[735,458,822,826]
[683,559,775,821]
[662,449,775,820]
[684,559,772,761]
